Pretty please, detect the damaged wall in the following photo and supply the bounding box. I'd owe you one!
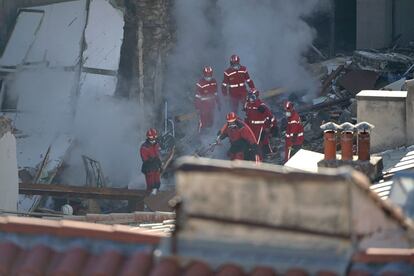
[0,116,18,212]
[356,0,392,49]
[356,0,414,49]
[116,0,173,106]
[0,0,73,52]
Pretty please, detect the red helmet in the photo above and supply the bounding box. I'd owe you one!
[226,112,237,123]
[203,66,213,78]
[146,128,158,140]
[230,54,240,66]
[285,101,294,111]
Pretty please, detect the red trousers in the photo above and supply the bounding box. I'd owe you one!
[198,101,215,130]
[145,171,161,191]
[230,94,246,113]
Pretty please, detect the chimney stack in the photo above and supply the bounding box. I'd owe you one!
[355,122,375,161]
[320,122,340,161]
[339,123,355,161]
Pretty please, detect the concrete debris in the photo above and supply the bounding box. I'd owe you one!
[338,69,379,95]
[353,50,414,73]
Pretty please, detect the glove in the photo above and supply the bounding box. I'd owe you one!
[215,135,222,144]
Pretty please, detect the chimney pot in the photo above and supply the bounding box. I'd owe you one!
[339,122,355,161]
[323,130,337,161]
[355,121,374,161]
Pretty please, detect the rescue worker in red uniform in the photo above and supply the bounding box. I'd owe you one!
[140,128,162,195]
[216,112,260,162]
[284,101,304,162]
[243,88,277,156]
[195,66,221,132]
[222,55,255,113]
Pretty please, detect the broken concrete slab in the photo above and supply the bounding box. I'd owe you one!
[338,69,379,95]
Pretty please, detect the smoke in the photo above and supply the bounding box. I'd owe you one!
[68,92,151,188]
[167,0,331,106]
[218,0,328,93]
[164,0,330,156]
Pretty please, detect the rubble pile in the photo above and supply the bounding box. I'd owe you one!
[273,46,414,156]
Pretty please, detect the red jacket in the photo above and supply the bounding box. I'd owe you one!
[286,111,304,147]
[140,141,161,173]
[244,99,275,129]
[218,119,257,145]
[222,65,255,97]
[194,78,219,109]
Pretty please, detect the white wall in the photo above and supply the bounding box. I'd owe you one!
[0,131,18,211]
[357,90,407,152]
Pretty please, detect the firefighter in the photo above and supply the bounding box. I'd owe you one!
[284,101,304,162]
[140,128,162,195]
[243,88,277,156]
[216,112,260,162]
[195,66,221,132]
[222,54,255,113]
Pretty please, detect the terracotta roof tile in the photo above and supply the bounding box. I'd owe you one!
[0,216,60,235]
[9,246,29,275]
[80,254,100,276]
[0,216,162,244]
[216,264,246,276]
[285,268,308,276]
[17,244,53,276]
[44,251,64,275]
[149,258,180,276]
[0,242,21,275]
[250,266,277,276]
[2,238,414,276]
[48,247,89,276]
[86,250,124,276]
[119,252,153,276]
[348,270,372,276]
[183,261,213,276]
[380,272,405,276]
[316,270,338,276]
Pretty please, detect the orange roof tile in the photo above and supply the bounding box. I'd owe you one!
[0,215,163,244]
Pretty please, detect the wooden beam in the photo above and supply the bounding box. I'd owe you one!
[19,183,147,200]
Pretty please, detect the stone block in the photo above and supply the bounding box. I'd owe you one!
[357,90,407,152]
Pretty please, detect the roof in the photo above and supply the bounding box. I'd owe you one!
[169,157,414,274]
[0,215,162,275]
[1,215,414,275]
[356,90,407,101]
[0,215,164,243]
[1,239,414,276]
[370,146,414,200]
